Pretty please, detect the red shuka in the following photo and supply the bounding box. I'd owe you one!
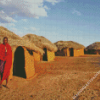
[0,43,12,83]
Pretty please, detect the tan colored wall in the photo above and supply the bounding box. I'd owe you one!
[33,52,41,61]
[74,48,84,57]
[47,50,55,61]
[23,47,35,79]
[79,48,84,56]
[62,48,84,57]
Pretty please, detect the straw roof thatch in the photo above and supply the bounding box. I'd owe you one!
[0,26,44,55]
[0,26,21,40]
[22,34,58,52]
[55,41,85,51]
[86,42,100,50]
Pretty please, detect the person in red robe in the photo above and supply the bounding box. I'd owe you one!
[0,37,12,88]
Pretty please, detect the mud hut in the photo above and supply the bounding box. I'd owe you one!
[10,40,44,79]
[86,42,100,55]
[55,41,85,57]
[0,27,44,80]
[22,34,57,61]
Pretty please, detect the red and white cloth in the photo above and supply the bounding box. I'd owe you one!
[0,43,12,84]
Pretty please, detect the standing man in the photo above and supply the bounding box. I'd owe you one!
[0,37,12,88]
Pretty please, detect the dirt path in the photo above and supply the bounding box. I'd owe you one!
[0,55,100,100]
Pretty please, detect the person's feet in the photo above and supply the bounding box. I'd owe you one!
[2,85,9,89]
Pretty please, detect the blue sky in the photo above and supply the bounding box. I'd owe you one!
[0,0,100,47]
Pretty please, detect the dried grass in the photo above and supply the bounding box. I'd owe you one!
[22,34,58,52]
[54,41,85,51]
[86,42,100,50]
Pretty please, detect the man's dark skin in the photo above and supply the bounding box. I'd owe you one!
[3,38,8,45]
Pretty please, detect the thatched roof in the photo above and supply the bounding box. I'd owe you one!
[86,42,100,50]
[0,26,44,55]
[22,34,58,52]
[0,26,21,40]
[54,41,85,51]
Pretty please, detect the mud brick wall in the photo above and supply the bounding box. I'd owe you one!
[23,47,35,79]
[74,49,84,57]
[47,50,55,61]
[33,52,41,61]
[79,48,84,56]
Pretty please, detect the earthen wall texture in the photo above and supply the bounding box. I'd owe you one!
[47,50,55,61]
[33,52,41,61]
[24,47,35,79]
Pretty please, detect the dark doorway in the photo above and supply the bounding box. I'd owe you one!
[69,48,74,56]
[13,46,26,78]
[43,48,47,61]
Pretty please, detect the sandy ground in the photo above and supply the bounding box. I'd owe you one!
[0,55,100,100]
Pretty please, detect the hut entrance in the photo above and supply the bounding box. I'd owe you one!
[43,48,47,61]
[13,46,26,78]
[69,48,74,56]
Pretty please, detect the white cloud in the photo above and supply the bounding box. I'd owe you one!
[45,0,62,5]
[22,19,27,22]
[0,10,17,23]
[0,23,6,27]
[0,0,62,23]
[0,0,48,22]
[0,23,15,27]
[44,5,50,10]
[72,9,81,16]
[30,27,37,31]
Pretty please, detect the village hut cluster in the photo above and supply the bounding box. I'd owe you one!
[1,26,100,82]
[22,34,57,62]
[0,27,57,81]
[55,41,85,57]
